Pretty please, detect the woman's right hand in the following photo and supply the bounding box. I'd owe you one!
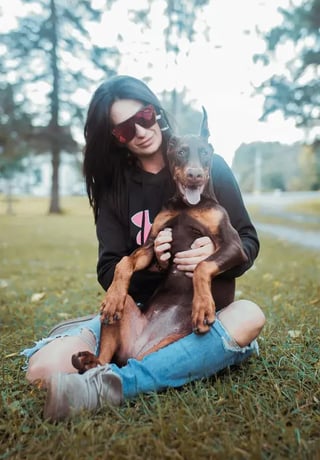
[154,227,172,270]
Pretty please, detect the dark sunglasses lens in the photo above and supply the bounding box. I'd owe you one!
[135,106,155,128]
[112,105,156,143]
[113,123,135,144]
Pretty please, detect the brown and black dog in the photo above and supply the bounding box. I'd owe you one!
[72,108,247,372]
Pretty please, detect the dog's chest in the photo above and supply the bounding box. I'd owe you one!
[167,208,221,254]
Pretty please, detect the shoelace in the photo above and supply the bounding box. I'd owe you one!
[88,366,109,408]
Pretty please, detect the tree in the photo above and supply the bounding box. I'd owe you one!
[162,0,210,119]
[0,84,33,213]
[0,0,119,213]
[161,88,202,134]
[299,140,320,189]
[254,0,320,129]
[232,141,304,192]
[129,0,210,120]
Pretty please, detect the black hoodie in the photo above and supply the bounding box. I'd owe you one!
[96,153,259,309]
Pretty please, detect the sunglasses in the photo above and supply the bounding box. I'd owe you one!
[112,105,159,144]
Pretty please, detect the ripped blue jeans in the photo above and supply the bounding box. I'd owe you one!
[22,315,258,399]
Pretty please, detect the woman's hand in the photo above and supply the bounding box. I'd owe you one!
[173,236,214,277]
[154,227,172,270]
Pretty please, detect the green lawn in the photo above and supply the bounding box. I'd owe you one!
[1,197,319,459]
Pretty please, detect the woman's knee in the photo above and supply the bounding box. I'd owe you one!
[236,299,266,331]
[26,351,78,385]
[25,334,94,385]
[218,299,266,347]
[26,357,52,385]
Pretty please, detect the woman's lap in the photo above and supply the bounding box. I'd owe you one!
[21,303,260,385]
[21,314,102,366]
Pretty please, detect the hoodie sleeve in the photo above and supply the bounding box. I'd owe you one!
[211,154,260,278]
[96,193,164,303]
[96,196,129,291]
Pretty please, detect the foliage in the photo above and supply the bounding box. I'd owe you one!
[0,0,119,213]
[129,0,210,119]
[0,84,33,174]
[254,0,320,129]
[232,141,306,192]
[298,139,320,190]
[0,197,319,459]
[161,88,203,135]
[0,84,33,213]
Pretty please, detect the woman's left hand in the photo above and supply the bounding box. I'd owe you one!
[173,236,214,277]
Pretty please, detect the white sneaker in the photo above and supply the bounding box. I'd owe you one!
[44,365,123,422]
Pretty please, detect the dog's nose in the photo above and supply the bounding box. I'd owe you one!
[186,168,204,180]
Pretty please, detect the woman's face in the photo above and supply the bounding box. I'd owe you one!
[110,99,163,159]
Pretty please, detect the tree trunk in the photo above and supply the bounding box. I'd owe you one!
[49,146,61,213]
[48,0,61,214]
[5,180,15,215]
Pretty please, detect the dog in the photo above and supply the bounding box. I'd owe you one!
[72,108,248,372]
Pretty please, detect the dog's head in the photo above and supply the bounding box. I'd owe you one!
[167,107,214,206]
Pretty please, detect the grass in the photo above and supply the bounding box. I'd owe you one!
[1,197,320,459]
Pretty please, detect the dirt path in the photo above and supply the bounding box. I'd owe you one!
[255,222,320,250]
[243,192,320,251]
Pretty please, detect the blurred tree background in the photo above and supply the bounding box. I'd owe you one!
[234,0,320,193]
[0,0,319,214]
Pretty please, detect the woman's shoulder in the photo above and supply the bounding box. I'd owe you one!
[211,153,233,178]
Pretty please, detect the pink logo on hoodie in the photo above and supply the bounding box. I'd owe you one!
[131,210,152,245]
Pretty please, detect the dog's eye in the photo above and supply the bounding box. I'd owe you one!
[199,148,210,157]
[177,150,185,157]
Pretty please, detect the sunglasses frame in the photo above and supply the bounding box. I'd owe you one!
[112,105,159,144]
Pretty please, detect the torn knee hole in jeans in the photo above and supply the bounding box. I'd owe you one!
[221,336,259,355]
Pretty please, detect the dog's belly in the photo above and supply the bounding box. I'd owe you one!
[131,293,193,358]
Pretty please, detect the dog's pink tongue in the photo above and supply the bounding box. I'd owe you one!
[185,187,201,205]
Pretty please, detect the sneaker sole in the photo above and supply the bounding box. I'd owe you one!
[43,373,71,422]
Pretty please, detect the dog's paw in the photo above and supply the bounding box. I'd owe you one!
[192,297,216,334]
[71,351,100,374]
[100,290,126,325]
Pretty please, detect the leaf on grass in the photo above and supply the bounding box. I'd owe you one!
[288,330,301,338]
[4,352,20,359]
[31,292,46,302]
[272,294,282,302]
[308,298,319,305]
[273,281,283,288]
[57,312,70,319]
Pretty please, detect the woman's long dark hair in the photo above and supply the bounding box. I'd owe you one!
[83,75,172,222]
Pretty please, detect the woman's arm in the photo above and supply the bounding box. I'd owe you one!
[211,154,260,278]
[96,197,129,291]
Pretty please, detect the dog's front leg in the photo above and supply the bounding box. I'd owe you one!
[191,261,217,334]
[100,211,177,325]
[100,256,133,325]
[100,243,155,325]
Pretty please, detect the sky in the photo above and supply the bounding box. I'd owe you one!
[1,0,305,166]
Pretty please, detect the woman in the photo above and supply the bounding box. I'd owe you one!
[23,75,265,421]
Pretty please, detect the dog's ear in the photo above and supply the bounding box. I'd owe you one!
[167,136,178,152]
[200,106,210,142]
